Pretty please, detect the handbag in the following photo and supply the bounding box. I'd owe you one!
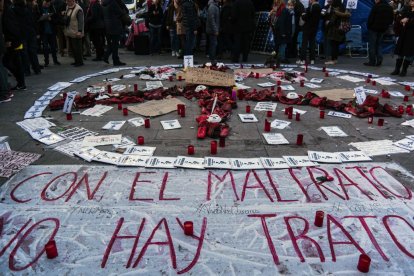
[120,13,132,26]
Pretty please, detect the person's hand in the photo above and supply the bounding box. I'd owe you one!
[401,17,409,25]
[76,31,82,38]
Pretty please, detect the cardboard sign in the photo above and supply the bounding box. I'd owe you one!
[63,92,77,115]
[128,98,185,117]
[186,67,235,87]
[234,68,273,74]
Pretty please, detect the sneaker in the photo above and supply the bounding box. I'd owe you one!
[172,51,176,57]
[310,60,315,65]
[11,85,27,91]
[325,60,337,65]
[0,95,12,103]
[296,60,305,65]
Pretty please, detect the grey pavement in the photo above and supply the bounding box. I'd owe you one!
[1,49,413,187]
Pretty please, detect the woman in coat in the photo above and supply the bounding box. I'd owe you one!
[148,0,163,55]
[324,0,350,65]
[391,0,414,76]
[269,0,292,65]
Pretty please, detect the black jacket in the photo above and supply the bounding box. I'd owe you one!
[367,1,394,33]
[13,3,37,40]
[231,0,255,33]
[102,0,127,35]
[86,1,105,31]
[271,7,292,44]
[301,2,321,34]
[2,1,23,49]
[181,0,199,32]
[220,2,232,34]
[148,3,163,26]
[395,9,414,56]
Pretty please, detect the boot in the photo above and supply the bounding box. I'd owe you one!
[399,60,410,77]
[391,58,403,75]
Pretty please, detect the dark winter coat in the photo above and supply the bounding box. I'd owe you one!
[2,1,24,49]
[38,5,59,35]
[181,0,200,32]
[231,0,255,33]
[395,9,414,56]
[294,1,305,32]
[13,2,37,40]
[220,2,232,34]
[367,0,394,33]
[301,2,321,35]
[148,3,163,27]
[165,2,177,29]
[270,7,292,44]
[102,0,127,35]
[325,5,350,42]
[86,0,105,31]
[206,0,219,34]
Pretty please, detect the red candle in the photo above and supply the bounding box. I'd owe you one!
[288,111,293,119]
[398,105,404,114]
[277,86,282,93]
[314,211,324,227]
[295,112,300,121]
[322,66,326,72]
[219,137,225,147]
[107,84,112,94]
[183,221,193,236]
[180,105,186,117]
[45,240,58,259]
[169,75,173,82]
[134,84,138,92]
[210,141,217,155]
[300,80,304,87]
[378,118,384,126]
[66,113,72,120]
[62,92,67,99]
[267,111,272,117]
[178,75,182,81]
[405,85,411,91]
[284,107,289,115]
[117,103,122,110]
[144,118,150,128]
[277,80,282,86]
[371,80,376,86]
[407,105,413,113]
[320,110,325,119]
[404,95,409,102]
[264,119,271,132]
[296,134,303,145]
[357,254,371,273]
[271,86,275,91]
[325,72,329,77]
[123,107,128,116]
[237,90,244,100]
[255,72,259,79]
[366,78,371,84]
[368,116,373,124]
[187,145,194,155]
[246,105,251,113]
[177,104,182,115]
[137,136,144,145]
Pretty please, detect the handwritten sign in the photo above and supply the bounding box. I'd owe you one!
[0,151,41,177]
[183,55,194,68]
[346,0,358,9]
[186,67,235,87]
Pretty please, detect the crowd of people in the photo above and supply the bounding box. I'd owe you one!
[0,0,413,103]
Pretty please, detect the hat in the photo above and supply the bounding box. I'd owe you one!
[286,92,299,100]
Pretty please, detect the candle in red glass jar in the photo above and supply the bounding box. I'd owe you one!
[314,211,324,227]
[183,221,194,236]
[45,240,58,259]
[404,95,409,102]
[117,103,122,110]
[288,111,293,119]
[144,118,150,128]
[300,80,304,87]
[134,84,138,92]
[357,254,371,273]
[320,110,325,119]
[137,136,144,145]
[123,107,128,116]
[246,105,251,113]
[368,116,373,124]
[325,72,329,77]
[267,111,272,117]
[295,112,300,121]
[378,118,384,126]
[187,145,194,155]
[277,80,282,86]
[66,113,72,120]
[180,105,186,117]
[264,119,271,132]
[107,84,112,94]
[296,134,303,145]
[405,85,411,91]
[371,80,376,86]
[210,141,217,155]
[255,73,259,79]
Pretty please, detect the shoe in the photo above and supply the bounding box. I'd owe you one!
[296,60,305,65]
[376,61,382,66]
[310,60,315,65]
[103,58,109,64]
[325,60,337,65]
[113,61,126,66]
[11,84,27,91]
[70,62,76,66]
[0,95,12,103]
[54,61,61,65]
[92,58,102,61]
[363,62,376,66]
[391,58,403,75]
[73,63,84,67]
[34,70,41,75]
[44,63,49,67]
[172,51,176,57]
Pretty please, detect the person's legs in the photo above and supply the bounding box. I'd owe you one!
[104,34,113,62]
[22,40,31,75]
[155,27,162,53]
[241,32,251,62]
[69,38,83,65]
[0,54,10,101]
[278,43,287,61]
[50,34,59,64]
[42,34,50,66]
[111,34,120,63]
[149,26,156,54]
[375,32,384,65]
[308,35,316,61]
[184,31,195,55]
[367,30,377,65]
[27,34,41,73]
[232,32,241,62]
[300,32,309,62]
[208,34,217,62]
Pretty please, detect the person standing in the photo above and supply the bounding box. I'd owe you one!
[231,0,255,63]
[324,0,350,65]
[269,0,292,65]
[174,0,185,58]
[364,0,394,66]
[391,0,414,76]
[85,0,105,61]
[148,0,163,55]
[181,0,199,56]
[102,0,128,65]
[218,0,232,58]
[39,0,61,67]
[297,0,321,65]
[166,0,179,56]
[0,0,12,103]
[64,0,84,66]
[286,0,304,59]
[206,0,219,62]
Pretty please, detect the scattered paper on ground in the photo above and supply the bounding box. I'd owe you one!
[0,150,41,177]
[321,126,348,137]
[349,139,410,156]
[262,133,289,145]
[82,134,122,147]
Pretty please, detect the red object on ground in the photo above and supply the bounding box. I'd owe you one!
[117,103,122,110]
[296,134,303,145]
[325,72,329,77]
[357,254,371,273]
[45,240,58,259]
[183,221,193,236]
[137,136,144,145]
[107,84,112,94]
[134,84,138,92]
[187,145,194,155]
[368,116,373,124]
[144,118,150,128]
[180,105,186,117]
[219,137,225,147]
[267,111,272,117]
[264,119,271,132]
[405,85,411,91]
[123,107,128,116]
[246,105,251,113]
[378,118,384,126]
[322,66,326,72]
[66,113,72,120]
[314,211,324,227]
[320,110,325,119]
[295,113,300,121]
[169,76,173,81]
[404,95,409,102]
[210,141,217,155]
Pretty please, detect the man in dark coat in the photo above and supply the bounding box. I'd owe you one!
[0,5,12,103]
[231,0,255,63]
[102,0,128,65]
[364,0,394,66]
[286,0,304,59]
[86,0,105,61]
[181,0,199,55]
[297,0,321,64]
[206,0,219,62]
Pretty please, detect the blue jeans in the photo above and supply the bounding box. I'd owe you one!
[169,28,179,53]
[368,30,384,65]
[208,34,218,61]
[184,30,196,56]
[42,33,58,64]
[149,26,162,54]
[277,43,287,61]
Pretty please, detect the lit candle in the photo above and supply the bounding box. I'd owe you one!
[187,145,194,155]
[183,221,194,236]
[210,141,217,155]
[144,118,150,128]
[405,85,411,91]
[277,80,282,86]
[357,254,371,273]
[45,240,58,259]
[267,111,272,117]
[246,105,251,113]
[137,136,144,145]
[264,119,271,132]
[180,105,186,117]
[314,211,324,227]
